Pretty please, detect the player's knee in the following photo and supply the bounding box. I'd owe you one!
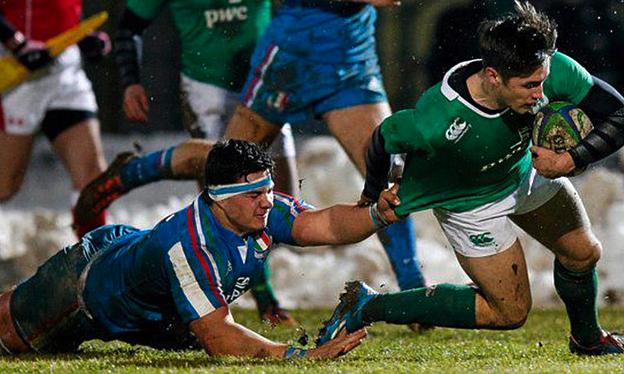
[559,234,602,272]
[494,296,532,329]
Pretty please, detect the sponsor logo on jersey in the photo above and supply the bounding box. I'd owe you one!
[205,0,248,29]
[468,232,496,247]
[226,276,251,302]
[445,117,471,143]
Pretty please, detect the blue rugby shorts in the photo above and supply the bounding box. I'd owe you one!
[240,43,387,126]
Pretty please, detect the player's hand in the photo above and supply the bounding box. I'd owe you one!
[123,84,150,122]
[376,182,403,224]
[78,31,112,60]
[531,146,575,179]
[306,328,367,359]
[13,39,53,71]
[357,194,374,207]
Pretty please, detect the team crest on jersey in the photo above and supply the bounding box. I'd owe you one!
[266,92,289,112]
[252,231,272,259]
[445,117,471,143]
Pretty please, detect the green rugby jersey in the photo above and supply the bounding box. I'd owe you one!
[382,52,593,215]
[128,0,271,91]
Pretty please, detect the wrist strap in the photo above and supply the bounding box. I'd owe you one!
[284,346,306,359]
[369,203,390,230]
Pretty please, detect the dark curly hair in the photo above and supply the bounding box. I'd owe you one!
[203,139,274,201]
[478,1,557,81]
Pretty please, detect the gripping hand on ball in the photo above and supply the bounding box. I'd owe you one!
[531,146,576,178]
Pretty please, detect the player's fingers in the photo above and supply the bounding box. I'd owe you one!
[139,92,150,115]
[380,189,400,206]
[129,97,149,122]
[126,101,143,122]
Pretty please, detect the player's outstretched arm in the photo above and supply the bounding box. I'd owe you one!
[292,183,402,247]
[190,306,366,359]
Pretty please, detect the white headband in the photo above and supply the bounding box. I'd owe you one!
[207,174,274,201]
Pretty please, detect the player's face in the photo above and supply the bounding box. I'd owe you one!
[498,59,551,114]
[220,170,274,234]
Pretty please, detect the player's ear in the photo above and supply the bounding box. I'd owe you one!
[483,67,502,86]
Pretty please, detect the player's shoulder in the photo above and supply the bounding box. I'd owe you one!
[273,192,314,215]
[548,51,590,78]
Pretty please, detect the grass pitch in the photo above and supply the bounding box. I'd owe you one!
[1,308,623,373]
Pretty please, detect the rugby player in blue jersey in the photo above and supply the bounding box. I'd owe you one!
[75,0,427,323]
[0,139,401,358]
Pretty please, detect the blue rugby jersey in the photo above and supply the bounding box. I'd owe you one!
[267,0,376,63]
[82,193,312,334]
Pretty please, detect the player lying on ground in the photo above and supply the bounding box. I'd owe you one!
[317,1,624,355]
[114,0,299,326]
[77,0,428,330]
[0,139,403,358]
[115,0,299,325]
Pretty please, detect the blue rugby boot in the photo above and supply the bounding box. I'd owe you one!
[316,281,378,347]
[569,330,624,355]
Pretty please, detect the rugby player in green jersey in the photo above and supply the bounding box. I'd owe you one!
[113,0,299,326]
[317,1,624,355]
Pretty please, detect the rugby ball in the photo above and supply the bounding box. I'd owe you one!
[532,101,593,153]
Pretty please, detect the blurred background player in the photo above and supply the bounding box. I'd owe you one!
[0,0,110,237]
[113,0,299,325]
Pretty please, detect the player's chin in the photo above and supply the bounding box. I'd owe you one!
[513,105,532,114]
[251,216,269,230]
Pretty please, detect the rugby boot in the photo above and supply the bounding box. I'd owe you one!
[316,281,378,346]
[259,301,298,327]
[72,209,107,239]
[569,330,624,355]
[73,151,139,226]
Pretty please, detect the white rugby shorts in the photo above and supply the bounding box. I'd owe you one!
[0,45,97,135]
[180,74,296,158]
[433,169,572,257]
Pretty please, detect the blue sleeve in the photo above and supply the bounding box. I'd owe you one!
[266,192,314,245]
[163,206,228,323]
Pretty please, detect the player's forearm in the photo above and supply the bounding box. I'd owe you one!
[294,204,377,246]
[193,316,288,359]
[115,8,151,88]
[363,126,392,200]
[569,76,624,169]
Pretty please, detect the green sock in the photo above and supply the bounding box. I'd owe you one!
[553,260,602,346]
[362,284,477,328]
[251,261,278,312]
